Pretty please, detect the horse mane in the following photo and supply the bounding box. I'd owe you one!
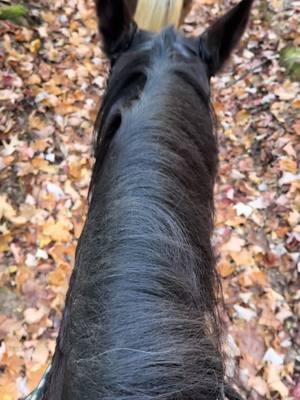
[44,27,227,400]
[90,28,214,196]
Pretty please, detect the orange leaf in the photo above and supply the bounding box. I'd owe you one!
[16,267,34,292]
[41,218,73,244]
[0,376,18,399]
[26,364,48,393]
[250,270,267,286]
[218,260,235,278]
[48,262,71,287]
[239,267,267,287]
[230,249,255,267]
[279,159,297,173]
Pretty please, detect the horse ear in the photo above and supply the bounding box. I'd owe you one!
[199,0,254,76]
[95,0,137,58]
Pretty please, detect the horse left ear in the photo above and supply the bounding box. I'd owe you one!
[199,0,254,76]
[95,0,137,58]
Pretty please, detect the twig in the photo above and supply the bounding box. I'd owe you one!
[225,59,271,88]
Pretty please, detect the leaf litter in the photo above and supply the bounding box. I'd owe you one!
[0,0,299,398]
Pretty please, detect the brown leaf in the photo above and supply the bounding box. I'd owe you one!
[235,109,250,126]
[236,323,266,370]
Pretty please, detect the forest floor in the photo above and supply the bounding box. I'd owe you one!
[0,0,299,398]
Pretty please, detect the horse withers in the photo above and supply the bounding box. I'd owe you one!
[39,1,254,399]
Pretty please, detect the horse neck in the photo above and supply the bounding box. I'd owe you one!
[44,63,222,400]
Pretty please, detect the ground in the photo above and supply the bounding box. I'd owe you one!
[0,0,299,399]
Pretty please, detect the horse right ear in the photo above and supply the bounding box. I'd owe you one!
[95,0,137,59]
[199,0,254,76]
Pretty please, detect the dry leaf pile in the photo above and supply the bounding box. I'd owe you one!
[0,0,299,399]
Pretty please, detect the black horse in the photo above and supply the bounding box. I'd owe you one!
[42,1,253,399]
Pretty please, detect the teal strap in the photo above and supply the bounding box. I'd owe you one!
[24,364,51,400]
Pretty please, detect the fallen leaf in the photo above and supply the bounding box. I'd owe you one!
[263,348,284,366]
[234,305,257,321]
[248,376,269,396]
[218,260,235,278]
[222,236,245,252]
[24,307,47,325]
[265,364,289,398]
[40,218,73,244]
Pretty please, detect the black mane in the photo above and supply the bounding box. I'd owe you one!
[44,27,227,400]
[90,28,213,194]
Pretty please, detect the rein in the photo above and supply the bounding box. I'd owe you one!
[24,365,51,400]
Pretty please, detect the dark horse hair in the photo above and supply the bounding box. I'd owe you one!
[42,1,253,399]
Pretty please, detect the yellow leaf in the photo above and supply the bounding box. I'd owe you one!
[68,160,84,179]
[41,218,73,243]
[29,39,41,53]
[7,266,17,274]
[48,262,70,287]
[0,233,12,252]
[279,159,297,173]
[235,110,249,126]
